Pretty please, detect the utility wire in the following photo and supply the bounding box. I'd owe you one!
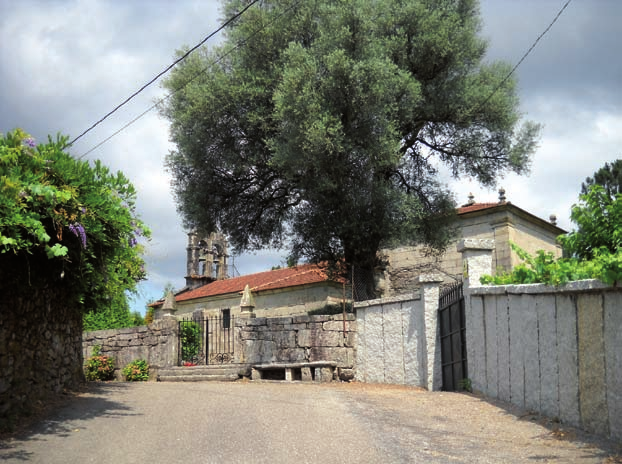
[78,0,304,160]
[79,0,570,159]
[467,0,572,117]
[66,0,260,148]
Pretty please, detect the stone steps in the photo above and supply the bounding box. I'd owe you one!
[158,365,248,382]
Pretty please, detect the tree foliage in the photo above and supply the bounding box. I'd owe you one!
[559,184,622,260]
[161,0,539,281]
[83,294,145,332]
[0,129,150,315]
[581,159,622,200]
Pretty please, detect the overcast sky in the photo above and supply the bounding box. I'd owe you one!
[1,0,620,313]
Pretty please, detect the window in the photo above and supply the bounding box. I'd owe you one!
[221,308,231,329]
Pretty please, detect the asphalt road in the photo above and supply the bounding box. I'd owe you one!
[0,381,619,463]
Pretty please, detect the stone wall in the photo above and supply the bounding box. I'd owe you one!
[235,314,355,368]
[82,318,178,380]
[0,285,83,425]
[355,275,443,390]
[467,280,622,442]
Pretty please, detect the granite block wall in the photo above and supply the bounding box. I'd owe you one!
[355,276,442,390]
[468,280,622,442]
[235,314,356,368]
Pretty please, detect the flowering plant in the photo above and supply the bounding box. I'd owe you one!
[84,346,115,381]
[0,129,150,311]
[122,359,150,381]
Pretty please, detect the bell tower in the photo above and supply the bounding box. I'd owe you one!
[185,231,229,289]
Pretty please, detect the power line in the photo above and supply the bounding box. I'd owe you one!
[78,0,304,160]
[79,0,570,159]
[66,0,260,148]
[469,0,572,117]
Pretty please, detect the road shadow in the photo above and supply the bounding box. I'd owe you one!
[0,382,140,461]
[461,391,622,462]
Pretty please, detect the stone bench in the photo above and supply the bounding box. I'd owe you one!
[251,361,338,382]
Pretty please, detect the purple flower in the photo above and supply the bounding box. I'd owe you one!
[68,222,87,249]
[129,236,137,248]
[23,137,36,148]
[80,207,86,214]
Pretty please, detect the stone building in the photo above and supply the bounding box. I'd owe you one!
[152,262,345,319]
[380,191,566,296]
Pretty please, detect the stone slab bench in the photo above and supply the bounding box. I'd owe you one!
[251,361,338,382]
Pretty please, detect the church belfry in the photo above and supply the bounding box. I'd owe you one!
[185,231,229,289]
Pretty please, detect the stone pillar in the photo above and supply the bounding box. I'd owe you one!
[161,290,177,318]
[457,239,495,288]
[458,239,494,394]
[186,232,199,277]
[239,284,256,318]
[418,273,444,391]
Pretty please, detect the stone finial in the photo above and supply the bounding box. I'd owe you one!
[240,284,255,313]
[467,192,475,205]
[549,214,557,226]
[161,290,177,316]
[498,187,506,203]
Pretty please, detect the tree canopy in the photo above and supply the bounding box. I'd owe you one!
[161,0,539,289]
[581,159,622,200]
[0,129,150,317]
[560,184,622,260]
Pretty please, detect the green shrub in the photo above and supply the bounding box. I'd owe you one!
[480,242,622,286]
[122,359,150,381]
[180,322,202,362]
[84,346,115,381]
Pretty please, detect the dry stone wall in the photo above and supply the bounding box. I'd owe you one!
[235,314,356,369]
[0,285,83,426]
[82,318,178,380]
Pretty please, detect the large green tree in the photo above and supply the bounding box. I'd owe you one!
[162,0,539,296]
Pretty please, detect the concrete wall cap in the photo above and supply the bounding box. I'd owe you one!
[470,279,616,296]
[457,238,495,252]
[354,292,420,308]
[418,273,444,284]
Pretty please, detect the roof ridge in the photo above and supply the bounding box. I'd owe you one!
[250,266,324,292]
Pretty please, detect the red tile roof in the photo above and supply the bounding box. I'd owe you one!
[457,202,502,214]
[174,263,336,303]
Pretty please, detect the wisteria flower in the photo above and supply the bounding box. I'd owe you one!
[68,222,87,249]
[128,236,137,248]
[23,137,36,148]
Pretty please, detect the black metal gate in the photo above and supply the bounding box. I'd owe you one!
[178,311,235,366]
[438,282,468,391]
